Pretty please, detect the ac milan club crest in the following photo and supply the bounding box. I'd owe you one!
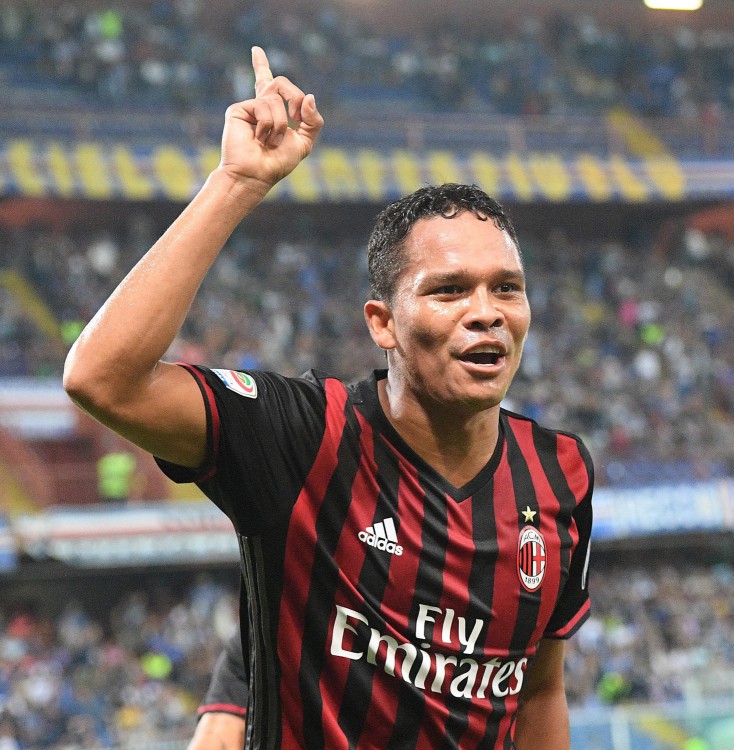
[517,526,546,592]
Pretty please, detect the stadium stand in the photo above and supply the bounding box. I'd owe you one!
[0,0,734,157]
[1,0,733,117]
[2,556,733,750]
[0,1,733,748]
[1,206,732,491]
[1,571,240,750]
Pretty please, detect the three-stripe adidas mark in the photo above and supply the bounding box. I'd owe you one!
[358,517,403,556]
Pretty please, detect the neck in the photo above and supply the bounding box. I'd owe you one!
[378,372,501,488]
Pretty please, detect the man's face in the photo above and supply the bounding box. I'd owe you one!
[380,211,531,412]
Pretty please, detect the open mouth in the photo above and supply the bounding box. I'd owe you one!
[461,352,502,366]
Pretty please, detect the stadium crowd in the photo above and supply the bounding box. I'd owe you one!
[564,561,734,708]
[0,574,239,750]
[1,209,733,488]
[1,561,732,749]
[0,0,732,119]
[0,3,733,749]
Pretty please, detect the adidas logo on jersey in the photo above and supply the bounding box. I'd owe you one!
[358,517,403,556]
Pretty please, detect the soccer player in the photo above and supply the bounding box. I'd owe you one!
[188,632,247,750]
[64,47,593,749]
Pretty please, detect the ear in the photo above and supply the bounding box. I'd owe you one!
[364,299,397,351]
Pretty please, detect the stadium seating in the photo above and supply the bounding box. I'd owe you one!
[0,1,733,157]
[0,2,732,749]
[1,207,732,492]
[2,559,733,749]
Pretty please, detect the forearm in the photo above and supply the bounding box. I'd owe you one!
[64,170,267,402]
[513,688,570,750]
[62,48,322,464]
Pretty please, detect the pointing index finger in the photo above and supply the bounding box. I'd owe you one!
[252,46,273,96]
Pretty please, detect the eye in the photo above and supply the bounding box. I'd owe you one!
[433,284,464,296]
[497,282,522,294]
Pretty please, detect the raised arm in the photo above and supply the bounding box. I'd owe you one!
[63,48,323,468]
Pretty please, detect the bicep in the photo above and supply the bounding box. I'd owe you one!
[77,361,208,469]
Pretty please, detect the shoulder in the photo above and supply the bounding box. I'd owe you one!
[191,366,336,409]
[501,407,594,477]
[207,366,325,395]
[189,365,371,437]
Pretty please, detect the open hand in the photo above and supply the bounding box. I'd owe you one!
[218,47,324,190]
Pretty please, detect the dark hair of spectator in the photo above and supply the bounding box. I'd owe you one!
[367,183,521,302]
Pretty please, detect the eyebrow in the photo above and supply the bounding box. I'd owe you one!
[421,268,526,285]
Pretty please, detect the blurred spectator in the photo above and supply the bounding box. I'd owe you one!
[97,450,137,503]
[2,560,733,747]
[565,562,734,707]
[0,1,732,118]
[0,575,238,749]
[1,208,733,488]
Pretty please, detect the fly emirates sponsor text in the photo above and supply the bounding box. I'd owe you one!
[329,603,528,700]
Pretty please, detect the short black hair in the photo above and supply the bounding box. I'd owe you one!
[367,183,520,302]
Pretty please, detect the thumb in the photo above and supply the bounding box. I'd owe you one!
[295,94,324,149]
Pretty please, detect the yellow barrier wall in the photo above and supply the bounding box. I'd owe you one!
[0,139,711,203]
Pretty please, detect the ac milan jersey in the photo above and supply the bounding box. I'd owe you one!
[157,367,593,750]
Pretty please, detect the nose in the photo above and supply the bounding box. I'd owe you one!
[462,287,504,331]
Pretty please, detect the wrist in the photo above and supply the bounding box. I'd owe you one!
[206,168,272,210]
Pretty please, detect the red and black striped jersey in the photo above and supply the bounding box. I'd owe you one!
[157,367,593,750]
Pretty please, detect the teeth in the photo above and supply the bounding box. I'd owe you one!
[469,346,502,354]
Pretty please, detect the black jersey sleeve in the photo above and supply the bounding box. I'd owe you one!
[155,366,327,535]
[544,437,594,640]
[197,631,248,718]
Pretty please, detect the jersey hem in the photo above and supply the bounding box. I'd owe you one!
[544,598,591,639]
[197,703,247,717]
